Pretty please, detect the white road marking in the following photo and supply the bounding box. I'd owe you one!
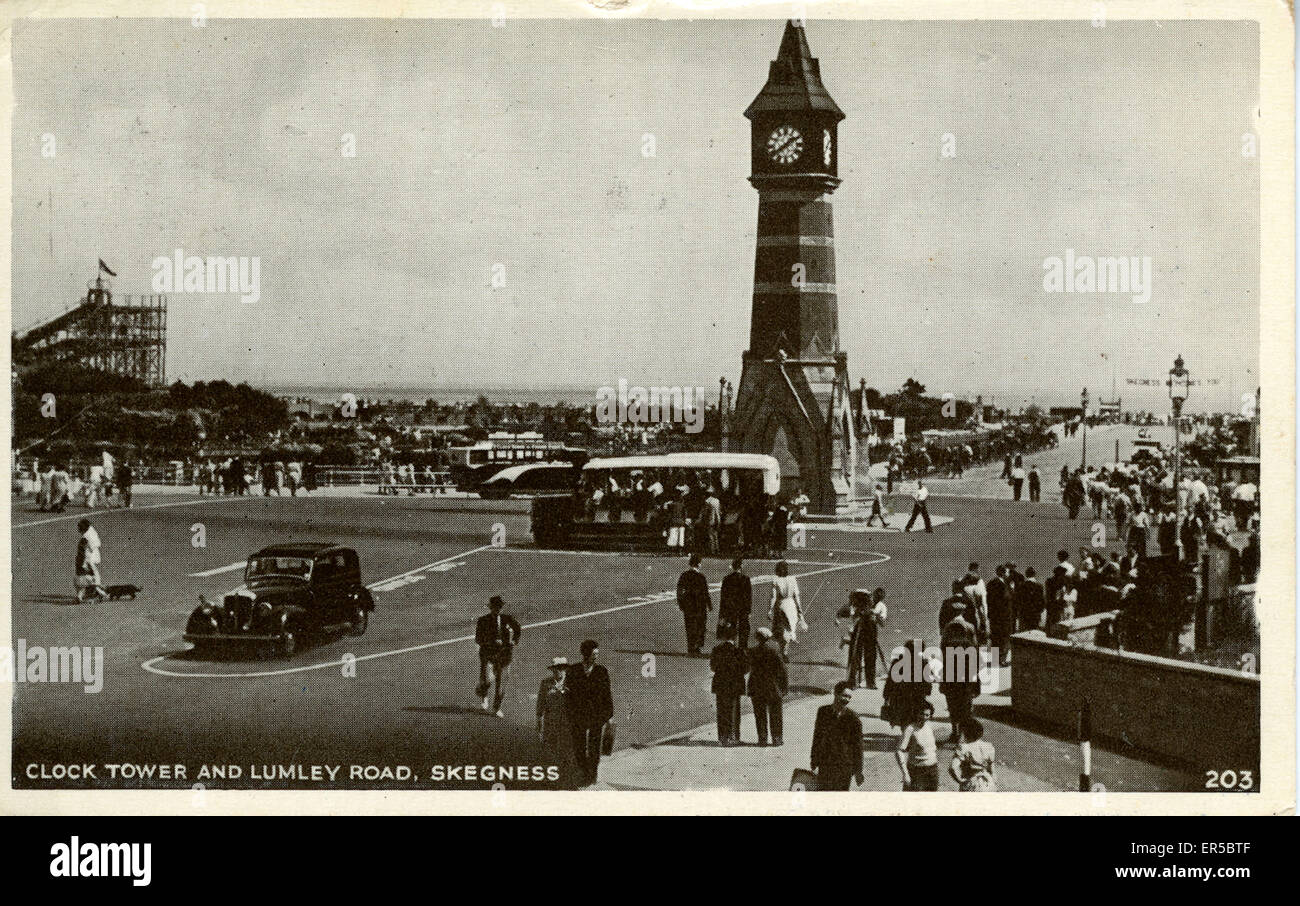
[13,494,256,529]
[488,548,835,567]
[624,566,838,604]
[141,548,890,679]
[370,575,427,593]
[188,562,246,577]
[363,548,492,592]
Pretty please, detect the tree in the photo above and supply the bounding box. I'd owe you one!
[900,378,927,398]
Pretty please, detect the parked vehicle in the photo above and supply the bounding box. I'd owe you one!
[184,543,374,657]
[477,462,580,500]
[531,452,780,551]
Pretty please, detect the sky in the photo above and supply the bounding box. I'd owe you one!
[11,17,1260,413]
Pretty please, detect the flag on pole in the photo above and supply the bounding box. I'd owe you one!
[98,259,117,277]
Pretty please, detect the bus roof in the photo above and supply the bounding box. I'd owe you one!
[583,453,781,495]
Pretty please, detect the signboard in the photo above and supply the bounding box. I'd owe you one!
[893,417,906,442]
[1126,377,1221,387]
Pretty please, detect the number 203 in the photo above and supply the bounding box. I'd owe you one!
[1205,769,1254,790]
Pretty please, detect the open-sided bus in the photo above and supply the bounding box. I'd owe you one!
[530,452,781,551]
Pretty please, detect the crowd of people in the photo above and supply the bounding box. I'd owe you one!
[877,423,1059,490]
[1058,459,1258,562]
[576,470,803,557]
[377,462,452,494]
[195,457,322,497]
[675,554,1002,792]
[17,459,136,512]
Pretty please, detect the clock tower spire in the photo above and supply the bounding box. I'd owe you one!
[729,20,861,514]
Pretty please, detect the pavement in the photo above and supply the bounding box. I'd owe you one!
[601,652,1196,793]
[603,667,1059,792]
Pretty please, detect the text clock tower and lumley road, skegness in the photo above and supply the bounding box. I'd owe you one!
[726,20,863,515]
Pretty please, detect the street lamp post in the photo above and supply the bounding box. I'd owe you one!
[1167,356,1190,560]
[1080,388,1089,469]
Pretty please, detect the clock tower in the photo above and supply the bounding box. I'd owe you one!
[728,20,860,514]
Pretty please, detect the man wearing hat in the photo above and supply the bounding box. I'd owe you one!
[475,595,521,718]
[566,640,614,787]
[748,627,788,746]
[676,553,712,656]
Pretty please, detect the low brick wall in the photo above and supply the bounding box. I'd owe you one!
[1012,630,1259,773]
[1048,610,1119,647]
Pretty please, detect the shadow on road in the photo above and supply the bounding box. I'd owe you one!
[402,705,495,716]
[21,594,82,606]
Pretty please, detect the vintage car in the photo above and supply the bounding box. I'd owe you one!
[184,543,375,656]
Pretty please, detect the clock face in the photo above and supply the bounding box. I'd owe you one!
[767,125,803,165]
[823,129,832,166]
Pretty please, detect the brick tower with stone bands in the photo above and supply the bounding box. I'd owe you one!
[728,20,860,514]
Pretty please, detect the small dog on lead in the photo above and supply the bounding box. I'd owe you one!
[103,583,142,601]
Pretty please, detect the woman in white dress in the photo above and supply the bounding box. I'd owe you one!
[768,560,804,663]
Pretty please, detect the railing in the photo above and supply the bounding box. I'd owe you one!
[314,467,454,489]
[12,462,456,491]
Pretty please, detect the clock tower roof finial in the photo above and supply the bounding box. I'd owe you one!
[744,20,844,122]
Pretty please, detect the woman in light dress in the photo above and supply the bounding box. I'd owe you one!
[768,560,804,663]
[74,517,105,603]
[950,719,997,791]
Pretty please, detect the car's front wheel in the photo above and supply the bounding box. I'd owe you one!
[278,629,297,657]
[349,606,369,636]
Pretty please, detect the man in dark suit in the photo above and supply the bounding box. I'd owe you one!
[474,595,521,717]
[709,624,748,746]
[565,639,614,787]
[1005,562,1025,599]
[748,627,788,746]
[986,565,1013,666]
[810,681,864,790]
[940,602,980,745]
[718,557,753,649]
[676,553,712,656]
[1016,567,1046,632]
